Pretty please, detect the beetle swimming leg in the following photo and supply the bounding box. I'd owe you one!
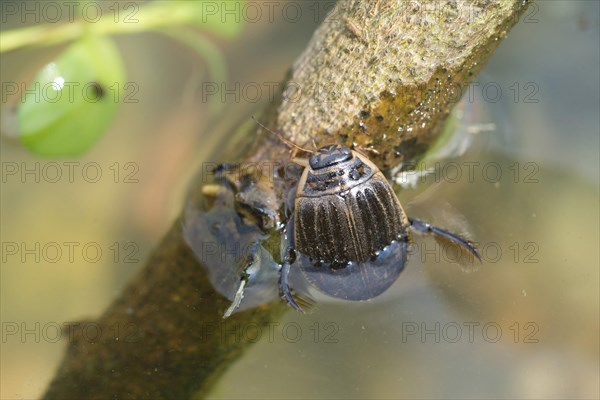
[279,247,304,313]
[409,219,482,262]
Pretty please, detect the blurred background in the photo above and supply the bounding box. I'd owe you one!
[1,1,598,399]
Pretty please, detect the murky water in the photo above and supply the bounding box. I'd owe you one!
[1,2,598,399]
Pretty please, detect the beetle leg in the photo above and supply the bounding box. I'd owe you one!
[409,219,482,262]
[291,157,309,168]
[279,247,304,313]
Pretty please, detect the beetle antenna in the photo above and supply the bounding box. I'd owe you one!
[353,142,380,157]
[251,116,312,153]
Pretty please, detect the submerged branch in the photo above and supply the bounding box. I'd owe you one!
[44,0,531,398]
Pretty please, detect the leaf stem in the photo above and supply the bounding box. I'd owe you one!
[1,2,241,53]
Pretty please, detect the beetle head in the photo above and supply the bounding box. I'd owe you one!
[309,144,353,170]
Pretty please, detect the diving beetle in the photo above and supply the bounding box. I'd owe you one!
[253,119,482,312]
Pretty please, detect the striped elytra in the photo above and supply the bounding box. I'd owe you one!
[294,145,410,264]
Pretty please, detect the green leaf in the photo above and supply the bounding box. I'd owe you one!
[18,35,125,157]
